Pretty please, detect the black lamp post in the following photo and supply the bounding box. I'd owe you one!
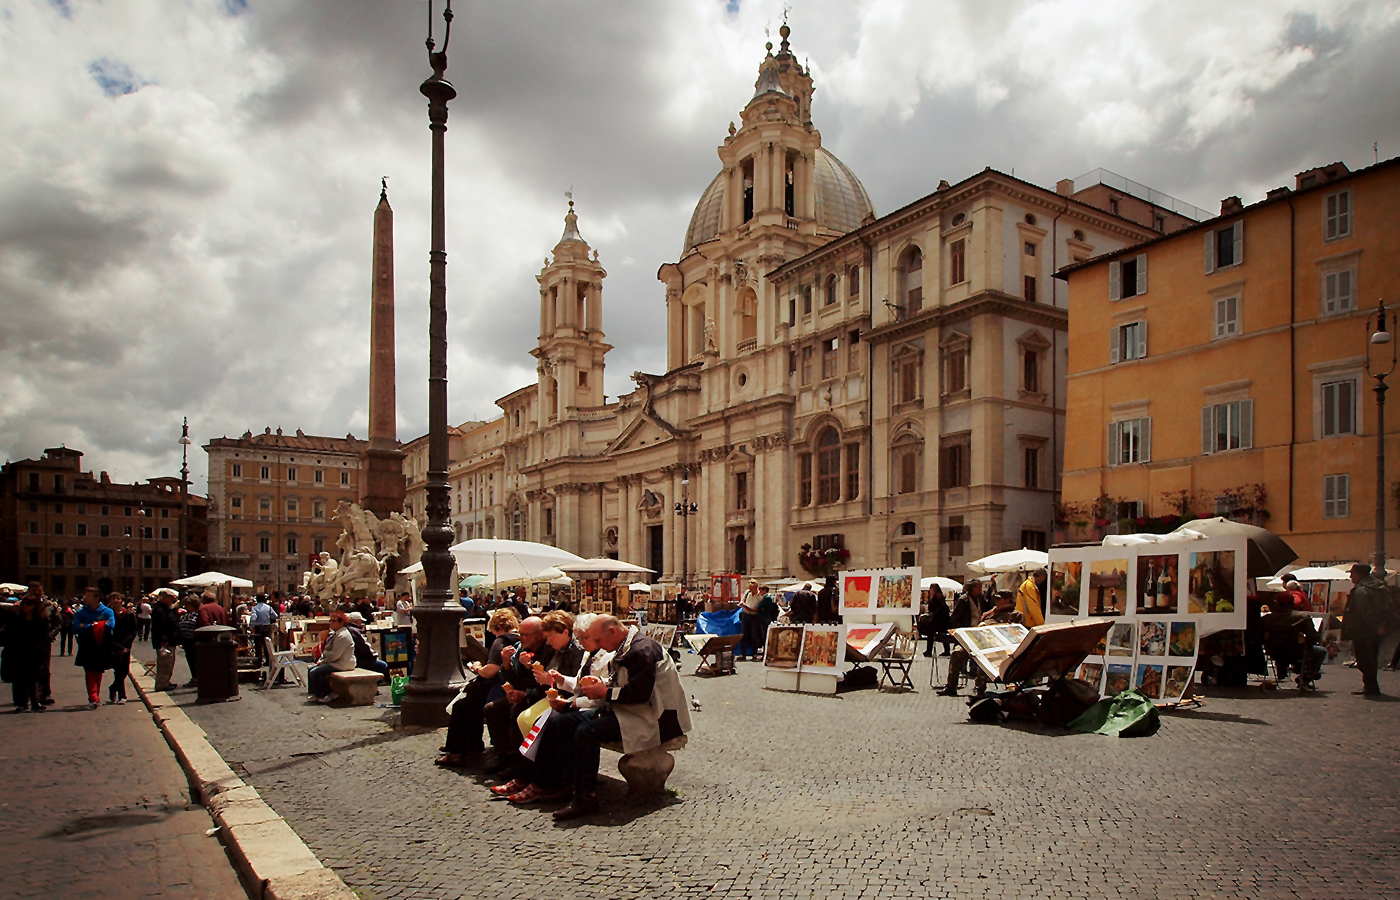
[179,417,191,578]
[402,0,466,727]
[674,471,697,589]
[1366,297,1395,577]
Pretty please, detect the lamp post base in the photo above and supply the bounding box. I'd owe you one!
[400,605,467,728]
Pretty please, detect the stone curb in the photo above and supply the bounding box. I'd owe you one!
[132,663,359,900]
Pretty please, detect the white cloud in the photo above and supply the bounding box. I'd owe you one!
[0,0,1397,494]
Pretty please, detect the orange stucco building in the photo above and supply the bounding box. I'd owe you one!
[1058,157,1400,566]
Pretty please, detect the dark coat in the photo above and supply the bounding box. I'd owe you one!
[150,603,181,649]
[1342,576,1394,641]
[789,589,818,624]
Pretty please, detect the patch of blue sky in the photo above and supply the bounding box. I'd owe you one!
[89,58,149,98]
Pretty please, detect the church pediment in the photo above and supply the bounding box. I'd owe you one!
[605,412,675,455]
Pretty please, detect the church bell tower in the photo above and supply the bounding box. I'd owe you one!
[533,201,610,423]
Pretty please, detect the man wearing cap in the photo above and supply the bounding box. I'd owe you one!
[939,590,1024,697]
[150,590,182,692]
[1343,563,1394,696]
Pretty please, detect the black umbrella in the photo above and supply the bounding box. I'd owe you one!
[1172,517,1298,578]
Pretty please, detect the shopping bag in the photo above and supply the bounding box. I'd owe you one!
[390,675,408,706]
[516,697,552,741]
[518,705,553,760]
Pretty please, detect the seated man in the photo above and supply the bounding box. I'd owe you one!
[482,615,556,772]
[437,609,520,767]
[307,610,357,702]
[938,591,1024,697]
[553,615,693,820]
[346,612,392,684]
[1259,593,1326,688]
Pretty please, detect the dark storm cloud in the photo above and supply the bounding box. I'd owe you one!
[1,0,1397,492]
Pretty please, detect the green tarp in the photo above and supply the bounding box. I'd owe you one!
[1067,688,1161,737]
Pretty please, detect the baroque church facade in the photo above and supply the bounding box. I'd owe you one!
[404,27,1176,583]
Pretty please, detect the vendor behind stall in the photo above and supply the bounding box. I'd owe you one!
[938,591,1023,697]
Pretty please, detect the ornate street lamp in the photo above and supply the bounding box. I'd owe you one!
[179,417,191,578]
[1366,297,1395,577]
[402,0,466,727]
[674,472,697,589]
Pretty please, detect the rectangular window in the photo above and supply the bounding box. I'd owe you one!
[1324,190,1351,241]
[798,453,812,506]
[160,508,169,518]
[1205,221,1243,273]
[231,463,242,478]
[27,550,39,566]
[76,552,87,567]
[1109,253,1147,300]
[313,537,324,554]
[259,497,271,519]
[802,285,813,316]
[125,507,132,516]
[1024,241,1036,257]
[1021,530,1048,552]
[286,467,296,481]
[800,346,813,385]
[54,474,63,492]
[54,502,63,513]
[341,470,349,485]
[821,338,838,380]
[230,536,242,552]
[939,435,971,489]
[1321,379,1356,437]
[1214,296,1239,339]
[945,344,968,394]
[28,521,37,535]
[160,527,169,540]
[946,515,967,557]
[845,444,860,500]
[53,551,64,567]
[314,469,324,483]
[897,449,918,495]
[1201,400,1254,454]
[27,472,38,491]
[286,499,298,518]
[1023,349,1040,393]
[100,552,110,567]
[1108,418,1151,465]
[53,522,63,535]
[949,239,966,285]
[142,526,152,539]
[77,523,87,536]
[160,554,169,569]
[1024,275,1037,303]
[898,359,920,404]
[143,554,153,569]
[1323,269,1353,315]
[848,265,860,299]
[100,524,109,537]
[260,465,270,480]
[286,536,297,555]
[122,553,133,568]
[1111,320,1147,364]
[735,472,748,510]
[817,442,842,506]
[100,505,109,516]
[1024,445,1041,489]
[847,330,860,371]
[123,525,133,538]
[1323,474,1350,518]
[259,536,271,554]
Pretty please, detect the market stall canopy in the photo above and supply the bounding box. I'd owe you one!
[556,557,654,575]
[628,582,652,593]
[966,549,1048,575]
[459,574,488,589]
[1259,565,1354,592]
[0,582,29,592]
[763,577,801,588]
[1102,530,1206,547]
[920,576,963,594]
[170,571,254,588]
[1170,517,1296,578]
[150,587,178,599]
[447,538,585,583]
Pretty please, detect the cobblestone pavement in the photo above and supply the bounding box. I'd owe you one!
[0,649,248,899]
[165,649,1400,900]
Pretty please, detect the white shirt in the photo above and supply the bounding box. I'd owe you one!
[319,627,357,671]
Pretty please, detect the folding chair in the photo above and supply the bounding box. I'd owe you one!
[877,630,917,691]
[263,636,304,689]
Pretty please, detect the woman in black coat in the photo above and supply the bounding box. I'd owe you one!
[3,594,53,712]
[107,593,138,704]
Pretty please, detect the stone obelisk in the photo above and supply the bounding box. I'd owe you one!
[359,180,407,529]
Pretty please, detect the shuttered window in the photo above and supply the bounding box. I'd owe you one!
[1201,400,1254,454]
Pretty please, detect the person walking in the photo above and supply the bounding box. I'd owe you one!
[738,579,763,660]
[178,597,201,688]
[2,592,53,712]
[107,594,137,704]
[136,595,152,642]
[72,586,116,709]
[248,594,279,671]
[1343,563,1394,696]
[150,591,182,692]
[58,599,75,656]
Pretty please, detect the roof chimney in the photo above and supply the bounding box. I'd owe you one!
[1056,178,1074,196]
[1220,196,1244,215]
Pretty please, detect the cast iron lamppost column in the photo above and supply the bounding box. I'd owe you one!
[1366,296,1395,578]
[674,471,697,589]
[403,0,466,727]
[179,417,190,578]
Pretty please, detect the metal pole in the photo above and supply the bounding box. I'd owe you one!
[1376,372,1388,575]
[402,0,465,727]
[682,477,689,589]
[179,417,190,578]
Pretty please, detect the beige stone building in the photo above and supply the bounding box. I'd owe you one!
[405,28,1193,583]
[204,428,365,593]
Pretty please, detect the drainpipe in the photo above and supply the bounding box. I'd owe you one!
[1286,197,1296,533]
[1050,202,1069,534]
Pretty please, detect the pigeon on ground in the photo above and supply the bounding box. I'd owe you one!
[689,694,702,712]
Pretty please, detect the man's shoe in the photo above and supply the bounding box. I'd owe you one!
[936,687,959,697]
[490,778,528,797]
[552,793,598,821]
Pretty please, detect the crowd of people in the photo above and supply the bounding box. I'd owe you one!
[434,609,691,820]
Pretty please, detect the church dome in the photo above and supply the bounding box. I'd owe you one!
[682,146,875,253]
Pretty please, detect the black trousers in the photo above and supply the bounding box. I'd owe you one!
[568,709,623,794]
[1353,636,1381,694]
[109,648,131,700]
[443,678,493,754]
[531,707,586,789]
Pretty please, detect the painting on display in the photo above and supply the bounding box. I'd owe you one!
[1169,622,1197,657]
[877,572,915,611]
[839,567,921,615]
[1135,554,1179,614]
[1087,559,1129,616]
[1106,622,1136,657]
[844,623,896,662]
[764,625,804,669]
[1078,662,1104,689]
[1105,664,1133,696]
[1135,664,1164,699]
[1187,550,1237,614]
[382,630,411,666]
[841,574,874,611]
[1308,582,1330,615]
[644,624,678,649]
[1049,561,1083,616]
[1138,621,1167,657]
[798,626,844,674]
[1164,665,1193,701]
[953,623,1031,680]
[710,574,742,603]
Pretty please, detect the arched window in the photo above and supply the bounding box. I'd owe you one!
[510,502,524,541]
[817,427,842,505]
[892,433,922,495]
[901,247,923,315]
[825,274,838,307]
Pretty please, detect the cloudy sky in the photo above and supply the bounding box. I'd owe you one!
[3,0,1398,492]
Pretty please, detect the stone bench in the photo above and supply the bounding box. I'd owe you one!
[600,735,688,797]
[327,669,383,706]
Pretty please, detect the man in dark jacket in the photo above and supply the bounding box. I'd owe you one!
[816,575,840,624]
[1343,563,1393,696]
[789,583,818,624]
[483,616,556,771]
[950,580,985,631]
[939,590,1022,696]
[150,592,182,692]
[196,589,230,627]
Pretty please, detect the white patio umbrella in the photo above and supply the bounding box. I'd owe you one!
[628,582,652,593]
[965,548,1048,576]
[170,571,254,588]
[447,538,585,585]
[556,557,655,575]
[763,576,801,588]
[920,576,963,595]
[1260,564,1354,592]
[0,582,29,592]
